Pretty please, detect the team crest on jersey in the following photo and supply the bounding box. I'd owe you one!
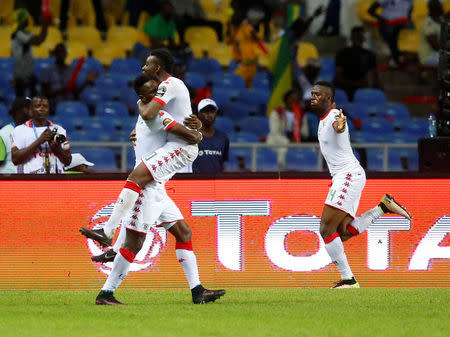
[163,118,172,126]
[156,86,167,97]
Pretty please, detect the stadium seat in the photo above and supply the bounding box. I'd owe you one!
[357,0,379,24]
[215,116,235,134]
[224,152,240,171]
[95,102,129,119]
[185,26,219,45]
[80,87,104,107]
[241,116,269,138]
[93,43,127,66]
[252,72,271,91]
[56,101,90,118]
[319,57,335,81]
[67,26,102,51]
[222,102,252,122]
[234,131,259,143]
[412,0,428,30]
[285,148,318,171]
[296,42,319,67]
[208,42,233,66]
[119,88,139,112]
[71,57,104,76]
[383,102,411,121]
[306,113,319,138]
[237,88,270,110]
[213,73,246,90]
[0,103,8,119]
[188,57,222,74]
[334,88,349,104]
[353,88,387,105]
[398,28,420,54]
[366,148,384,171]
[34,57,55,80]
[341,102,371,119]
[184,72,207,90]
[110,58,142,75]
[107,26,139,52]
[211,89,237,108]
[96,73,129,89]
[82,148,118,171]
[66,42,88,63]
[257,148,279,171]
[388,148,411,171]
[362,119,395,135]
[404,118,429,138]
[67,0,96,27]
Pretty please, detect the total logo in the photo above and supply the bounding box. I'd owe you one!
[86,203,167,275]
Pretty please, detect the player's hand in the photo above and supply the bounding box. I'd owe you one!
[129,128,136,146]
[184,114,202,130]
[336,109,346,132]
[39,129,54,144]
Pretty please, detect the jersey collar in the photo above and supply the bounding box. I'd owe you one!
[25,119,53,127]
[320,108,333,121]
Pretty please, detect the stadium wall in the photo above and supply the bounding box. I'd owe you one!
[0,174,449,289]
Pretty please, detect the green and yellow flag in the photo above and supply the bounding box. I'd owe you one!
[266,4,301,114]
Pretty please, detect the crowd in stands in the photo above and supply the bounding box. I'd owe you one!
[0,0,447,173]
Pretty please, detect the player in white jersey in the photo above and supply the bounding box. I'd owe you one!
[80,49,200,255]
[87,75,225,305]
[311,81,412,288]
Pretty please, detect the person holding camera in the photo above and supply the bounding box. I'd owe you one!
[11,96,71,174]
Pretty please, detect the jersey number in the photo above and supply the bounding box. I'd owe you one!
[328,189,336,201]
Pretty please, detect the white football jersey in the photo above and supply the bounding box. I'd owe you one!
[318,108,361,177]
[152,76,193,143]
[134,110,177,168]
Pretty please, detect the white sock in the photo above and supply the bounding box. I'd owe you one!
[103,181,142,238]
[324,234,353,280]
[176,241,201,289]
[101,248,135,291]
[349,206,384,234]
[112,225,127,253]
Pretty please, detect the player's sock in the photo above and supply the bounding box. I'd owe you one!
[324,233,353,279]
[347,206,384,235]
[112,225,127,253]
[103,181,142,238]
[101,248,135,291]
[176,241,201,289]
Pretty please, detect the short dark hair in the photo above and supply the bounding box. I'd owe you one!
[9,97,31,116]
[133,74,151,92]
[314,80,335,100]
[32,94,48,102]
[283,89,298,105]
[150,48,174,73]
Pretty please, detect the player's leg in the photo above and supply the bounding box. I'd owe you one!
[96,228,146,305]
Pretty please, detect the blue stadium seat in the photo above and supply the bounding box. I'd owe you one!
[215,116,235,134]
[319,57,335,80]
[237,88,270,113]
[334,88,349,104]
[211,88,238,108]
[188,58,222,74]
[285,148,318,171]
[240,116,269,138]
[383,103,410,121]
[110,58,142,74]
[366,148,384,171]
[80,86,104,106]
[95,102,129,118]
[306,112,319,138]
[119,88,139,112]
[341,102,371,119]
[82,148,117,171]
[71,57,104,74]
[234,131,259,142]
[252,72,271,90]
[404,118,428,138]
[85,117,117,133]
[257,148,279,171]
[228,60,238,72]
[354,88,387,105]
[56,101,90,118]
[222,102,251,121]
[388,148,411,171]
[96,73,129,89]
[184,72,206,90]
[213,73,246,90]
[224,152,240,171]
[361,119,395,134]
[127,147,137,170]
[229,147,252,166]
[0,103,7,118]
[34,57,55,80]
[351,131,381,143]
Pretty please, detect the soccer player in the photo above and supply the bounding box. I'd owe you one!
[88,75,225,305]
[311,81,411,288]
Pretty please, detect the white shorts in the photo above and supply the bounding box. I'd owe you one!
[122,185,183,233]
[325,166,366,218]
[141,142,198,183]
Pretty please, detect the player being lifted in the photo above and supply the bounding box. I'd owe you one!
[80,50,225,304]
[311,81,411,288]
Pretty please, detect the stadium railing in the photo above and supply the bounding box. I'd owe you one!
[70,141,418,172]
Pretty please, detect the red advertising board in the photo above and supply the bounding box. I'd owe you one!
[0,178,448,289]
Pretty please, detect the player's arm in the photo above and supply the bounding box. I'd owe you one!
[169,124,203,144]
[332,109,346,134]
[138,99,162,121]
[11,128,54,165]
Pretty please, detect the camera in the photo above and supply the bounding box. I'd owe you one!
[52,128,66,144]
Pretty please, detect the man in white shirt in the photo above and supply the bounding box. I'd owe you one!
[0,98,31,174]
[419,0,443,67]
[11,96,71,173]
[311,81,411,288]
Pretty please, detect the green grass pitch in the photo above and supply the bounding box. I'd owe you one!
[0,289,448,337]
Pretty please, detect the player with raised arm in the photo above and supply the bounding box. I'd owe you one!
[311,81,411,288]
[91,75,225,305]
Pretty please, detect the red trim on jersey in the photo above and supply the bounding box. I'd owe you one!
[320,108,333,121]
[25,119,54,127]
[125,227,147,235]
[164,120,178,131]
[163,75,171,81]
[372,17,409,27]
[141,159,156,181]
[152,97,166,106]
[157,219,183,227]
[323,232,340,244]
[119,248,135,262]
[175,240,193,251]
[347,224,359,236]
[123,180,141,193]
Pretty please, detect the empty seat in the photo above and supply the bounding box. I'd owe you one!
[354,88,387,105]
[188,57,222,74]
[240,116,269,138]
[237,88,270,108]
[184,72,206,90]
[366,148,384,171]
[285,148,318,171]
[110,58,142,74]
[56,101,90,118]
[95,102,129,118]
[213,73,246,89]
[211,88,237,107]
[82,148,117,171]
[222,102,251,121]
[334,88,349,104]
[257,148,279,171]
[215,116,235,134]
[252,72,271,90]
[233,131,259,143]
[80,87,104,106]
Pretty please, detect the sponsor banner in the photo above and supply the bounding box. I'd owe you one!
[0,179,448,289]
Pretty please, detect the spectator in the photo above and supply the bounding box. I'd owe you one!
[0,97,31,174]
[64,153,94,174]
[41,43,98,113]
[193,99,229,173]
[266,90,308,169]
[143,1,181,49]
[193,81,213,107]
[172,0,223,43]
[368,0,413,67]
[59,0,108,34]
[225,9,264,87]
[11,96,71,174]
[298,58,323,106]
[318,0,341,36]
[419,0,444,68]
[334,26,381,101]
[11,9,49,97]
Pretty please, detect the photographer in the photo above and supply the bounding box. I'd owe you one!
[11,96,71,174]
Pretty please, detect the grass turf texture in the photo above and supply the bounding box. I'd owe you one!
[0,289,448,337]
